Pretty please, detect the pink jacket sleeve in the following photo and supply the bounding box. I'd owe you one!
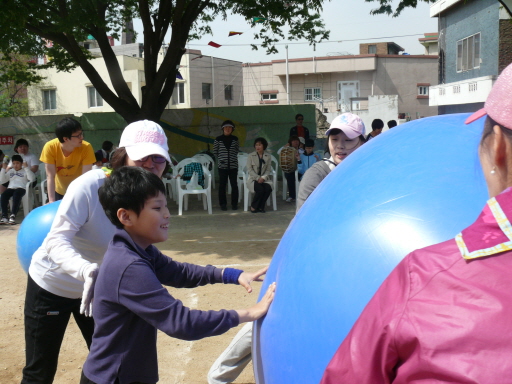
[320,255,412,384]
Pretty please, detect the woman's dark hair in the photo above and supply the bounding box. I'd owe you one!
[480,116,512,147]
[109,146,170,174]
[14,139,29,152]
[254,137,268,150]
[295,114,304,120]
[99,166,165,229]
[288,135,300,146]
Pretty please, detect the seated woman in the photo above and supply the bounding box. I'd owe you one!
[246,137,272,213]
[297,113,365,211]
[321,63,512,384]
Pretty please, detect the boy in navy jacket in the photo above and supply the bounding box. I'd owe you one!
[81,167,275,384]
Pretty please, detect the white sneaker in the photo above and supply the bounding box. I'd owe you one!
[8,215,16,225]
[0,217,7,224]
[285,197,295,203]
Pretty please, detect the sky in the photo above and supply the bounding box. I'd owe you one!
[132,1,438,63]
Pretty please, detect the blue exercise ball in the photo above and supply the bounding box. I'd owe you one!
[17,201,61,273]
[253,114,488,384]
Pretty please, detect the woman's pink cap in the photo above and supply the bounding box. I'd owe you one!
[465,63,512,127]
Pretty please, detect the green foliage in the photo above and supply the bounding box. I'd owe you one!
[364,0,437,17]
[0,0,330,122]
[0,54,41,117]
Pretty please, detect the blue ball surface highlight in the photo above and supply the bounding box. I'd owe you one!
[17,201,61,273]
[253,114,489,384]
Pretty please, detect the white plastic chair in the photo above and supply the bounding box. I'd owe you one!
[243,158,277,212]
[36,163,47,206]
[21,179,36,216]
[193,153,216,189]
[227,152,248,195]
[281,168,300,201]
[162,163,176,202]
[236,156,249,203]
[175,160,212,215]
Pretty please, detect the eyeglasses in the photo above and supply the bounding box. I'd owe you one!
[137,155,167,164]
[71,132,84,138]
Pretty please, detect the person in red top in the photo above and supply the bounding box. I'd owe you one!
[321,63,512,384]
[289,114,310,140]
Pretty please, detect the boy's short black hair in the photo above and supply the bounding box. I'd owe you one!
[56,117,82,143]
[387,120,397,128]
[371,119,384,131]
[11,154,23,163]
[98,166,165,229]
[95,152,103,163]
[305,139,315,147]
[102,140,114,152]
[254,137,268,150]
[295,114,304,120]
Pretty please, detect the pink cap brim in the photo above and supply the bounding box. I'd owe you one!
[465,108,487,125]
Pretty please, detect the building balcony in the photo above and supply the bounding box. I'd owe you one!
[429,75,496,107]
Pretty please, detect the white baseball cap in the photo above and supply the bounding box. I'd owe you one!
[119,120,170,163]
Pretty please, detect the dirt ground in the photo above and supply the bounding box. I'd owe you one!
[0,195,295,384]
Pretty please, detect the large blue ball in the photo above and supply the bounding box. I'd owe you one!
[17,201,61,273]
[253,114,488,384]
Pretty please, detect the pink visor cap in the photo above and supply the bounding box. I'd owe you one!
[325,113,366,139]
[465,63,512,127]
[119,120,170,162]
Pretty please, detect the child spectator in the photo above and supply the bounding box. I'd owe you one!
[0,154,35,224]
[95,140,114,164]
[297,138,320,181]
[81,166,275,384]
[387,119,397,129]
[366,119,384,142]
[92,152,103,170]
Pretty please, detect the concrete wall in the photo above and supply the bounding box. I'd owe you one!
[243,55,438,120]
[0,104,316,161]
[374,56,438,119]
[441,0,500,83]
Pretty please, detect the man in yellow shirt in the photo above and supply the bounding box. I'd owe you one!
[40,118,96,202]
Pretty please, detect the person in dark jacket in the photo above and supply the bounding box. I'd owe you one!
[289,113,310,140]
[81,167,275,384]
[214,120,239,211]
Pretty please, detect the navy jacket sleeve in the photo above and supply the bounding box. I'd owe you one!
[118,259,239,341]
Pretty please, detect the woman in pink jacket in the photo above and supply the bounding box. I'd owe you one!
[321,63,512,384]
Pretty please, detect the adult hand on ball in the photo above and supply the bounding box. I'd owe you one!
[80,263,99,317]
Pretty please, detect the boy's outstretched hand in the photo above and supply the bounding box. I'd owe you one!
[238,266,268,293]
[237,282,276,323]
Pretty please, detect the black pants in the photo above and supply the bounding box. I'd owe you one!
[80,371,153,384]
[21,275,94,384]
[218,168,238,207]
[55,191,64,201]
[0,187,25,216]
[284,172,296,199]
[252,181,272,211]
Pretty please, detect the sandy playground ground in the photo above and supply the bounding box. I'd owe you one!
[0,195,296,384]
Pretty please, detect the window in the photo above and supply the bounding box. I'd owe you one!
[261,93,277,100]
[172,82,185,104]
[202,83,212,100]
[224,85,233,100]
[304,87,321,101]
[42,89,56,110]
[418,86,429,96]
[457,33,480,72]
[88,87,103,107]
[368,45,377,54]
